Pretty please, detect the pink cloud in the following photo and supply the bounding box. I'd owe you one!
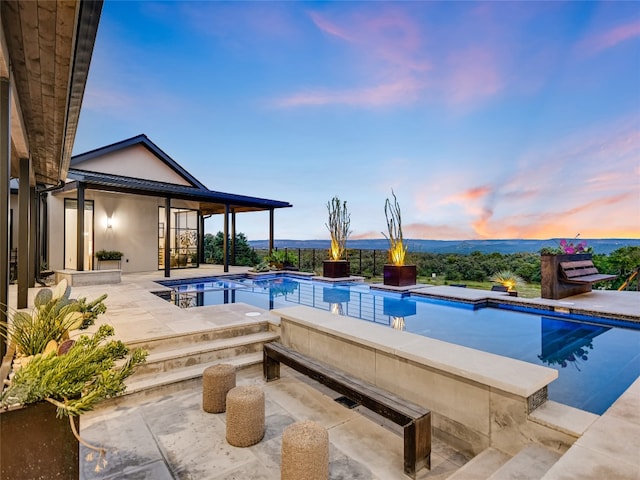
[274,77,424,108]
[444,47,504,105]
[308,11,353,42]
[580,20,640,55]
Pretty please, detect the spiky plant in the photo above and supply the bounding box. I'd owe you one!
[382,190,407,266]
[325,196,351,261]
[489,270,525,292]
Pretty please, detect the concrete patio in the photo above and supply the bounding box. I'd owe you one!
[8,265,639,479]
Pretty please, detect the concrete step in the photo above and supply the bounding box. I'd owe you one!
[133,330,278,376]
[126,322,271,354]
[447,447,511,480]
[125,352,263,396]
[487,444,561,480]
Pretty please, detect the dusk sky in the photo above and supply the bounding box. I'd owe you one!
[73,1,640,241]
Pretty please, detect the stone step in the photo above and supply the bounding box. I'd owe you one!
[487,444,561,480]
[126,322,271,354]
[447,447,511,480]
[133,330,278,376]
[124,352,263,397]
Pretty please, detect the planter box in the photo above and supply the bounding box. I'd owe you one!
[541,253,592,300]
[383,264,417,287]
[323,260,350,278]
[0,401,79,479]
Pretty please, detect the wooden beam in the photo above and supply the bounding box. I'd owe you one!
[0,77,10,358]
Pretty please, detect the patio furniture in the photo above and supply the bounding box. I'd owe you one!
[264,342,431,479]
[281,420,329,480]
[559,260,617,285]
[225,385,265,447]
[202,364,236,413]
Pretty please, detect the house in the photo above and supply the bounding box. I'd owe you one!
[0,0,288,323]
[45,134,291,274]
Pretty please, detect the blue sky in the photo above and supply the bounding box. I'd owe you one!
[74,1,640,241]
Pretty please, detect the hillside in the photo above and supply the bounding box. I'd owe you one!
[248,238,640,255]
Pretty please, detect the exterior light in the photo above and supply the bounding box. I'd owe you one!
[106,216,113,229]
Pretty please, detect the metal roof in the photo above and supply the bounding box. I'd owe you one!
[65,168,292,214]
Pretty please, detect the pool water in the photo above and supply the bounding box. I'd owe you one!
[157,275,640,415]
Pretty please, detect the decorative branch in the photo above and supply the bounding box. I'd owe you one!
[325,196,351,261]
[382,190,407,266]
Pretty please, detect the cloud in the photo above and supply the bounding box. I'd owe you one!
[579,20,640,56]
[273,77,424,108]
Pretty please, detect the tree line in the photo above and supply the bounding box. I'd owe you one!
[203,232,640,290]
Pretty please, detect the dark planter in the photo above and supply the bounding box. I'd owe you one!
[383,264,417,287]
[541,253,592,300]
[323,260,350,278]
[0,400,80,479]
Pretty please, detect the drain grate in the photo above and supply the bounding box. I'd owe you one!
[335,396,359,409]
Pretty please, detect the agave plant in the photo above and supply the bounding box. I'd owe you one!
[1,279,106,357]
[489,270,524,292]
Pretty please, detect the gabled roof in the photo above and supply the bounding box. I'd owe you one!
[65,168,292,215]
[71,134,208,190]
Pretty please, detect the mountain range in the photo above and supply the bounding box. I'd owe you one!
[248,239,640,255]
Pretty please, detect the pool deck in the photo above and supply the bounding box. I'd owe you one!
[7,265,640,479]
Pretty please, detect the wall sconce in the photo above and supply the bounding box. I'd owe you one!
[106,215,113,229]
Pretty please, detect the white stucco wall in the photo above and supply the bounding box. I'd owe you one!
[48,189,200,273]
[74,144,194,186]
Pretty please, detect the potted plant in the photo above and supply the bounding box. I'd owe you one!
[95,249,124,270]
[178,231,197,267]
[489,270,524,296]
[266,250,297,270]
[382,190,416,286]
[323,196,351,278]
[0,280,147,478]
[540,236,593,299]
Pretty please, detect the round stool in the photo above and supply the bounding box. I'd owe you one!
[225,385,265,447]
[281,420,329,480]
[202,364,236,413]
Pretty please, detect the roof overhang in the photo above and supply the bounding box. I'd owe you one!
[0,0,102,185]
[63,169,293,214]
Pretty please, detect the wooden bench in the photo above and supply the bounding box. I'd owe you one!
[264,342,431,478]
[559,260,617,285]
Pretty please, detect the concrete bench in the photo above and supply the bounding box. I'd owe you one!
[264,341,431,479]
[559,260,616,285]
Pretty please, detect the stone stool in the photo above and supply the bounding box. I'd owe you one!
[225,385,265,447]
[202,364,236,413]
[281,420,329,480]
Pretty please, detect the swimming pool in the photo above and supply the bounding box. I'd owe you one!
[157,274,640,415]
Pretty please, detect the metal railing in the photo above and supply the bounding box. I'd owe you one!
[255,247,389,277]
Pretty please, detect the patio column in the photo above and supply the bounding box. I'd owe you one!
[76,182,85,271]
[198,214,204,265]
[231,209,236,266]
[29,184,36,286]
[223,204,229,272]
[0,77,10,358]
[17,157,31,308]
[164,197,171,277]
[269,208,274,255]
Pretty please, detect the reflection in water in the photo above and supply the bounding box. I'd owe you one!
[391,316,405,331]
[538,318,610,371]
[323,287,350,316]
[383,297,416,330]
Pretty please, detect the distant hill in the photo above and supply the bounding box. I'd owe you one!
[248,239,640,255]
